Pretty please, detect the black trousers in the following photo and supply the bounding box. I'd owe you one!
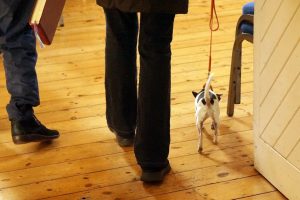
[0,0,39,121]
[104,8,175,169]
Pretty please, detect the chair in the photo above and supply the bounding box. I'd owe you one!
[227,2,254,117]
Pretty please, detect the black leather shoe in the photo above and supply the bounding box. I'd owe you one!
[141,163,171,183]
[108,127,134,147]
[11,116,59,144]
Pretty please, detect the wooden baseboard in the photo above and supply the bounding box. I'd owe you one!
[254,137,300,200]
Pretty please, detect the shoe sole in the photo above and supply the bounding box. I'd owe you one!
[141,164,171,183]
[12,134,59,144]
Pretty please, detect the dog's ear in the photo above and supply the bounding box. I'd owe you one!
[217,94,222,101]
[192,91,198,98]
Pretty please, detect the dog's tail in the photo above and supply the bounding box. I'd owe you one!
[204,73,214,106]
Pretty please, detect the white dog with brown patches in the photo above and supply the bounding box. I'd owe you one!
[193,74,221,153]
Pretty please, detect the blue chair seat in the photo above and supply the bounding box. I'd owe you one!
[240,2,254,34]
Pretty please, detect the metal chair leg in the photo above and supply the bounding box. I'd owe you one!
[227,37,242,116]
[234,48,242,104]
[227,14,254,117]
[227,33,253,117]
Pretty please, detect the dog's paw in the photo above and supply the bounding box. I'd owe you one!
[213,137,218,144]
[198,147,203,153]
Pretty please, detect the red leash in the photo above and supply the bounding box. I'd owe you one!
[208,0,220,77]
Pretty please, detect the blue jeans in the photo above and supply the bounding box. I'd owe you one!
[103,8,175,169]
[0,0,39,121]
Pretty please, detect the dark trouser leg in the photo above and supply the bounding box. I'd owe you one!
[135,13,175,169]
[103,8,138,137]
[0,0,39,121]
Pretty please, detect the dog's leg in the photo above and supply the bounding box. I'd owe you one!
[197,121,204,153]
[213,121,219,144]
[213,122,218,144]
[211,122,215,130]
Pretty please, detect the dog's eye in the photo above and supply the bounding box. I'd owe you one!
[201,99,206,105]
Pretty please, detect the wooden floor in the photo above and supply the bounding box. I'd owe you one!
[0,0,287,199]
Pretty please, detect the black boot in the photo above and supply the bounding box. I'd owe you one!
[141,162,171,183]
[108,127,134,147]
[11,115,59,144]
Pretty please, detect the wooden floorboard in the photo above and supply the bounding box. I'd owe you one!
[0,0,287,199]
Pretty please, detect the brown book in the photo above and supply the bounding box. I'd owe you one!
[30,0,66,46]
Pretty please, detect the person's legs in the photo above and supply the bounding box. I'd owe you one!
[135,12,175,181]
[4,25,40,120]
[0,0,59,144]
[103,8,138,143]
[0,0,39,120]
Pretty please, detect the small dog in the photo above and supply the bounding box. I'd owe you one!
[192,74,221,153]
